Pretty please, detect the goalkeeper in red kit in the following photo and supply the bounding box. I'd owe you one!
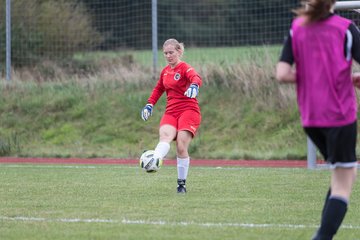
[141,38,202,194]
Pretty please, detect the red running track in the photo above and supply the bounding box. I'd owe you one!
[0,157,330,168]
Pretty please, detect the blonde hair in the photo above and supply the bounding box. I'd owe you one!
[163,39,184,57]
[294,0,336,24]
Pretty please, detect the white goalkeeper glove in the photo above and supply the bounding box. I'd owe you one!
[184,84,199,98]
[141,104,153,121]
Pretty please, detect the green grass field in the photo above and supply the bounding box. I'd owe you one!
[1,163,359,240]
[75,45,282,68]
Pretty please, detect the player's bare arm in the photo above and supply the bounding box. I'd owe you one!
[352,72,360,89]
[276,61,296,83]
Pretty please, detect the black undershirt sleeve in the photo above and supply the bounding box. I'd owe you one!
[279,31,294,65]
[349,23,360,64]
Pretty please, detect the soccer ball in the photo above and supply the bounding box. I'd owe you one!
[139,150,163,173]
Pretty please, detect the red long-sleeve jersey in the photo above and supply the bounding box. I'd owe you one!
[147,62,202,115]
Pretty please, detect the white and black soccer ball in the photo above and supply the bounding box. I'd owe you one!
[139,150,163,173]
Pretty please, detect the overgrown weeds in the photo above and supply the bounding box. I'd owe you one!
[0,133,22,156]
[7,49,296,110]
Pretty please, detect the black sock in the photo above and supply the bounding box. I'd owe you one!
[321,188,331,220]
[317,197,348,238]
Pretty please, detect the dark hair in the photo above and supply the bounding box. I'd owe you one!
[293,0,336,24]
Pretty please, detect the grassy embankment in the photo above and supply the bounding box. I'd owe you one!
[0,46,318,160]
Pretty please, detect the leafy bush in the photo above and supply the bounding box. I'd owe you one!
[0,0,103,67]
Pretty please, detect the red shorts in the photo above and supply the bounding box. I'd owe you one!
[160,110,201,137]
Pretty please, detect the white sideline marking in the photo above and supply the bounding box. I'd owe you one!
[1,216,360,230]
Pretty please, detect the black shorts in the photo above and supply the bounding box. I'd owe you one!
[304,121,358,168]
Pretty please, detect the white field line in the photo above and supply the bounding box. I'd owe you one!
[1,216,360,230]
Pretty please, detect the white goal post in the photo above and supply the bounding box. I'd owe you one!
[307,0,360,169]
[335,1,360,10]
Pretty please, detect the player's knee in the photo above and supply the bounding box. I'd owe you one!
[176,144,188,157]
[159,132,175,142]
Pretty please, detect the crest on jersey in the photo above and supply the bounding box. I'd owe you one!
[174,73,181,81]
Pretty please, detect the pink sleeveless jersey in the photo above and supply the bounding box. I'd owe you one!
[291,15,357,127]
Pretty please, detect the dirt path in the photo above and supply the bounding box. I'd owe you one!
[0,157,328,168]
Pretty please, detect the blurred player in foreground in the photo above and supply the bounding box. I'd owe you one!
[276,0,359,239]
[141,38,202,194]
